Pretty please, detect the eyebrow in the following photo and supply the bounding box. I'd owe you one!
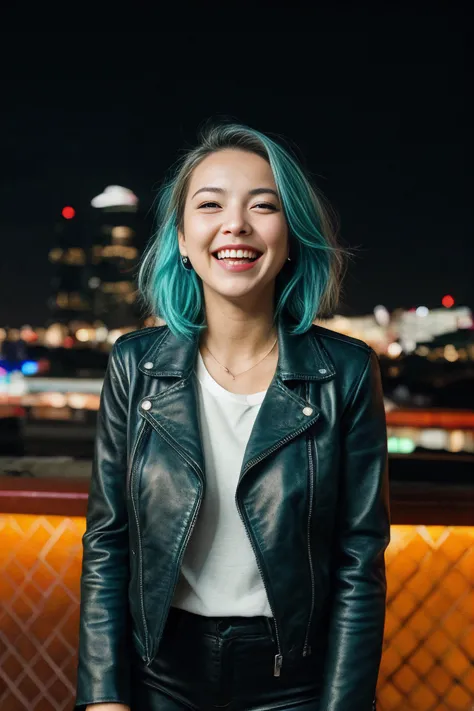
[191,186,280,200]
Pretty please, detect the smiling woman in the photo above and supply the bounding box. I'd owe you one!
[76,120,390,711]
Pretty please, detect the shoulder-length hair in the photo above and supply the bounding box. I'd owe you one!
[138,120,351,340]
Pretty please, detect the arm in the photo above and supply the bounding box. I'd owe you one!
[319,349,391,711]
[75,342,132,709]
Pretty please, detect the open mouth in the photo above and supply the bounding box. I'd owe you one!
[211,248,263,264]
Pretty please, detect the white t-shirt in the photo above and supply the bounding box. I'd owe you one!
[171,349,272,617]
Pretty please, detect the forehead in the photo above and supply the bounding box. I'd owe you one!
[188,149,276,192]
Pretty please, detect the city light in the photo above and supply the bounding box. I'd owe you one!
[75,328,90,343]
[49,392,68,408]
[67,393,88,409]
[112,225,134,240]
[444,344,459,362]
[387,436,416,454]
[21,361,39,376]
[95,326,108,342]
[62,206,76,219]
[442,294,455,308]
[20,325,38,342]
[416,306,429,317]
[387,342,403,358]
[91,185,138,209]
[374,305,390,327]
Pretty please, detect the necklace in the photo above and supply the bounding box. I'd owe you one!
[203,336,278,381]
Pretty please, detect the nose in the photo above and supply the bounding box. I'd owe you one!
[221,207,251,236]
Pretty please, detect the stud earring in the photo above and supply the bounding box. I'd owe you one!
[181,255,194,271]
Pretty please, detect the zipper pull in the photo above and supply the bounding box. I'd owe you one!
[302,644,312,657]
[273,654,283,677]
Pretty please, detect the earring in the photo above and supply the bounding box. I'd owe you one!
[181,255,194,271]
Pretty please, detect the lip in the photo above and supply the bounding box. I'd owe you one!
[213,252,263,273]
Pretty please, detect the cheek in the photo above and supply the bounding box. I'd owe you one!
[184,215,215,243]
[263,220,288,250]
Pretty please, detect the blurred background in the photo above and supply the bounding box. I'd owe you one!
[0,12,473,711]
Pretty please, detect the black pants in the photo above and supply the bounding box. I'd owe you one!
[131,606,322,710]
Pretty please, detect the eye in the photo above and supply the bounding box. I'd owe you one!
[198,202,221,209]
[253,203,278,211]
[197,201,279,211]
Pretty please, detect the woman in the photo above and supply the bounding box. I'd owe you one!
[75,121,390,711]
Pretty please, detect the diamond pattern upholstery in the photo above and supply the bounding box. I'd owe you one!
[0,515,84,711]
[379,525,474,711]
[0,516,473,711]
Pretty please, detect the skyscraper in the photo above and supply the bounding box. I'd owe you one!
[89,186,142,329]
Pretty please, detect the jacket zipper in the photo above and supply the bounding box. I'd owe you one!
[143,415,204,664]
[129,420,150,661]
[235,496,283,677]
[236,414,319,678]
[302,436,316,657]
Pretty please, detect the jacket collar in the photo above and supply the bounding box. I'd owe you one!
[137,313,336,486]
[138,312,336,382]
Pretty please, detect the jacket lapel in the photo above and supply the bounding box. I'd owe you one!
[137,314,336,483]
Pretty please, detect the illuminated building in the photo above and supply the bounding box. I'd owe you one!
[48,206,93,325]
[89,186,141,329]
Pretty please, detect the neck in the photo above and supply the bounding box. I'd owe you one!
[200,295,277,371]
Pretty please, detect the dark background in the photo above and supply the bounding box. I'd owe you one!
[1,9,472,326]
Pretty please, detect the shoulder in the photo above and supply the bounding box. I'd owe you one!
[310,323,372,362]
[308,323,378,392]
[111,325,169,365]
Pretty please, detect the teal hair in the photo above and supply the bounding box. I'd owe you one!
[138,120,350,340]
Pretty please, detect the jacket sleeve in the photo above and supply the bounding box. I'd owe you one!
[75,342,131,709]
[319,348,391,711]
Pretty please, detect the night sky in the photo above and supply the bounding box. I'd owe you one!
[1,12,472,327]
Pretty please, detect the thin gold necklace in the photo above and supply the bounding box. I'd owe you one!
[203,337,278,381]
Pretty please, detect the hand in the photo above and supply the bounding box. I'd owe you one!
[85,705,130,711]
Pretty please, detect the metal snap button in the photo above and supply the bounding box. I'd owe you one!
[302,406,313,416]
[141,400,152,411]
[318,368,327,374]
[144,362,154,370]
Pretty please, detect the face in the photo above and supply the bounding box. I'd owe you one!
[178,149,289,306]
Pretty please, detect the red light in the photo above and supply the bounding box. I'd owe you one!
[62,206,75,219]
[442,294,455,308]
[64,336,74,348]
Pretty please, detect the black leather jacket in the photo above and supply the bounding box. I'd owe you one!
[76,315,390,710]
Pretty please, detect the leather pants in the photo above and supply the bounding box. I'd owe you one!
[130,606,323,710]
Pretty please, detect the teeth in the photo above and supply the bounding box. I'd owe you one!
[215,249,259,260]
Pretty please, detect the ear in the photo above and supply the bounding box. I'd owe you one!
[177,228,187,256]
